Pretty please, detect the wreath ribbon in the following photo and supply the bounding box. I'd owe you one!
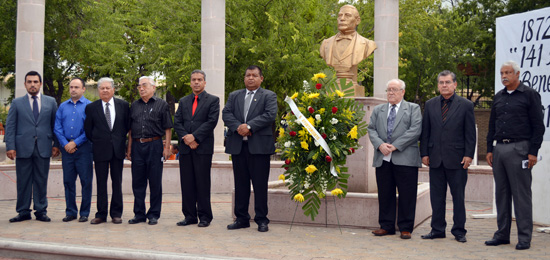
[285,96,338,177]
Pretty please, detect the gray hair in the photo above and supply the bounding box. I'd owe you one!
[438,70,457,82]
[386,79,406,90]
[191,70,206,81]
[139,76,156,86]
[501,60,521,74]
[97,77,115,89]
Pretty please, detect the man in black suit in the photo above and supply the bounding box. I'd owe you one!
[222,65,277,232]
[420,70,476,243]
[84,77,130,225]
[173,70,220,227]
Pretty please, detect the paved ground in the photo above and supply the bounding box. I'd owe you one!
[1,193,549,260]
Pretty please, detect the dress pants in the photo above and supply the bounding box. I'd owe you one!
[94,156,124,219]
[131,139,164,220]
[428,165,467,237]
[375,160,418,233]
[232,143,270,225]
[179,150,213,222]
[15,145,50,216]
[61,141,93,217]
[492,140,533,243]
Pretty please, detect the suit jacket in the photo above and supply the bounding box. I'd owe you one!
[420,94,476,169]
[368,100,422,168]
[84,98,130,162]
[5,94,59,158]
[222,87,277,155]
[319,32,377,68]
[174,91,220,154]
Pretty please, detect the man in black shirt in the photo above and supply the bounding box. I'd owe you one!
[126,76,173,225]
[485,61,545,250]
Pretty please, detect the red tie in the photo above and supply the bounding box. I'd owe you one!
[192,95,198,116]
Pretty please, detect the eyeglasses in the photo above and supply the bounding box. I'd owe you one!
[386,88,403,93]
[136,83,149,89]
[438,80,454,85]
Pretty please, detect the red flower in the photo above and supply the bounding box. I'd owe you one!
[284,167,289,170]
[321,133,327,139]
[332,107,338,114]
[325,156,332,162]
[308,106,315,113]
[285,159,291,165]
[349,148,355,154]
[315,83,322,90]
[289,131,297,137]
[291,111,294,115]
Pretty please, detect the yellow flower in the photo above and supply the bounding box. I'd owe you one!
[331,188,344,196]
[298,129,308,139]
[301,141,309,150]
[318,108,325,114]
[308,93,320,99]
[311,72,327,82]
[278,174,285,182]
[290,92,298,100]
[294,193,305,202]
[307,117,315,126]
[347,125,358,139]
[279,127,285,138]
[305,165,318,174]
[335,90,344,97]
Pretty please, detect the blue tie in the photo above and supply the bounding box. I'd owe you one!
[32,96,39,121]
[387,104,396,143]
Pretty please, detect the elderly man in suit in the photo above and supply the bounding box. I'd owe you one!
[368,79,422,239]
[174,70,220,227]
[420,70,476,243]
[6,71,60,223]
[222,65,277,232]
[84,77,130,224]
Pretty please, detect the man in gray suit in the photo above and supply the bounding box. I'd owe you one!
[6,71,60,222]
[222,65,277,232]
[368,79,422,239]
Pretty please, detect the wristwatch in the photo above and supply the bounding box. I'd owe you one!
[247,125,251,130]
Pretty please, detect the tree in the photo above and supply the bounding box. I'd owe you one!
[0,0,17,105]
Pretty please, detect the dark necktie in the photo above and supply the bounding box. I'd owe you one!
[442,99,450,122]
[32,96,39,121]
[105,103,112,130]
[192,95,198,116]
[387,104,396,143]
[244,91,253,122]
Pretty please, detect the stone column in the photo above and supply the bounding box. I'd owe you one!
[15,0,46,98]
[373,0,399,99]
[201,0,227,160]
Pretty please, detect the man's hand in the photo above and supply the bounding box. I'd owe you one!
[189,141,199,150]
[183,134,195,145]
[378,143,392,156]
[461,156,473,169]
[528,154,537,169]
[486,152,493,167]
[422,156,430,166]
[64,141,77,154]
[237,124,251,137]
[52,147,60,157]
[163,146,171,161]
[6,150,16,160]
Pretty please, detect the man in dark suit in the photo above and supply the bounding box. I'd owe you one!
[84,77,130,224]
[174,70,220,227]
[420,70,476,243]
[222,65,277,232]
[6,71,60,223]
[367,79,422,239]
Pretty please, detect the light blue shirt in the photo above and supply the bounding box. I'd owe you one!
[54,96,91,147]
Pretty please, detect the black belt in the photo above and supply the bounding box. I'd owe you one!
[496,138,526,144]
[133,136,161,143]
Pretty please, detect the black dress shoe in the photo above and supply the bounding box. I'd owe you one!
[455,235,467,243]
[35,214,51,222]
[62,215,77,222]
[258,223,269,232]
[421,232,446,239]
[227,221,250,230]
[485,238,510,246]
[176,219,198,226]
[128,217,147,224]
[112,217,123,224]
[90,218,106,224]
[9,214,31,223]
[516,242,530,250]
[78,216,88,222]
[198,221,210,227]
[148,218,158,225]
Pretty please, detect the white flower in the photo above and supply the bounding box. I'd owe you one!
[314,140,320,147]
[302,80,310,91]
[315,114,321,121]
[321,127,325,131]
[281,119,287,126]
[330,135,337,140]
[295,119,301,125]
[284,141,292,148]
[330,118,338,125]
[304,181,310,189]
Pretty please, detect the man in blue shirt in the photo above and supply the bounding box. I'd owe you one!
[54,77,93,223]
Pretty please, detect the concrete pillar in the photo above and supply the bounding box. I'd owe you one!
[373,0,399,99]
[201,0,227,160]
[15,0,46,98]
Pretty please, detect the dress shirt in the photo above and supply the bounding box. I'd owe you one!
[243,88,258,141]
[487,83,545,156]
[102,98,116,128]
[130,96,173,138]
[191,91,207,114]
[27,93,41,112]
[440,93,455,110]
[54,96,92,147]
[383,101,402,162]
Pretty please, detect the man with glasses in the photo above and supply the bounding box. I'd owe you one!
[367,79,422,239]
[420,70,476,243]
